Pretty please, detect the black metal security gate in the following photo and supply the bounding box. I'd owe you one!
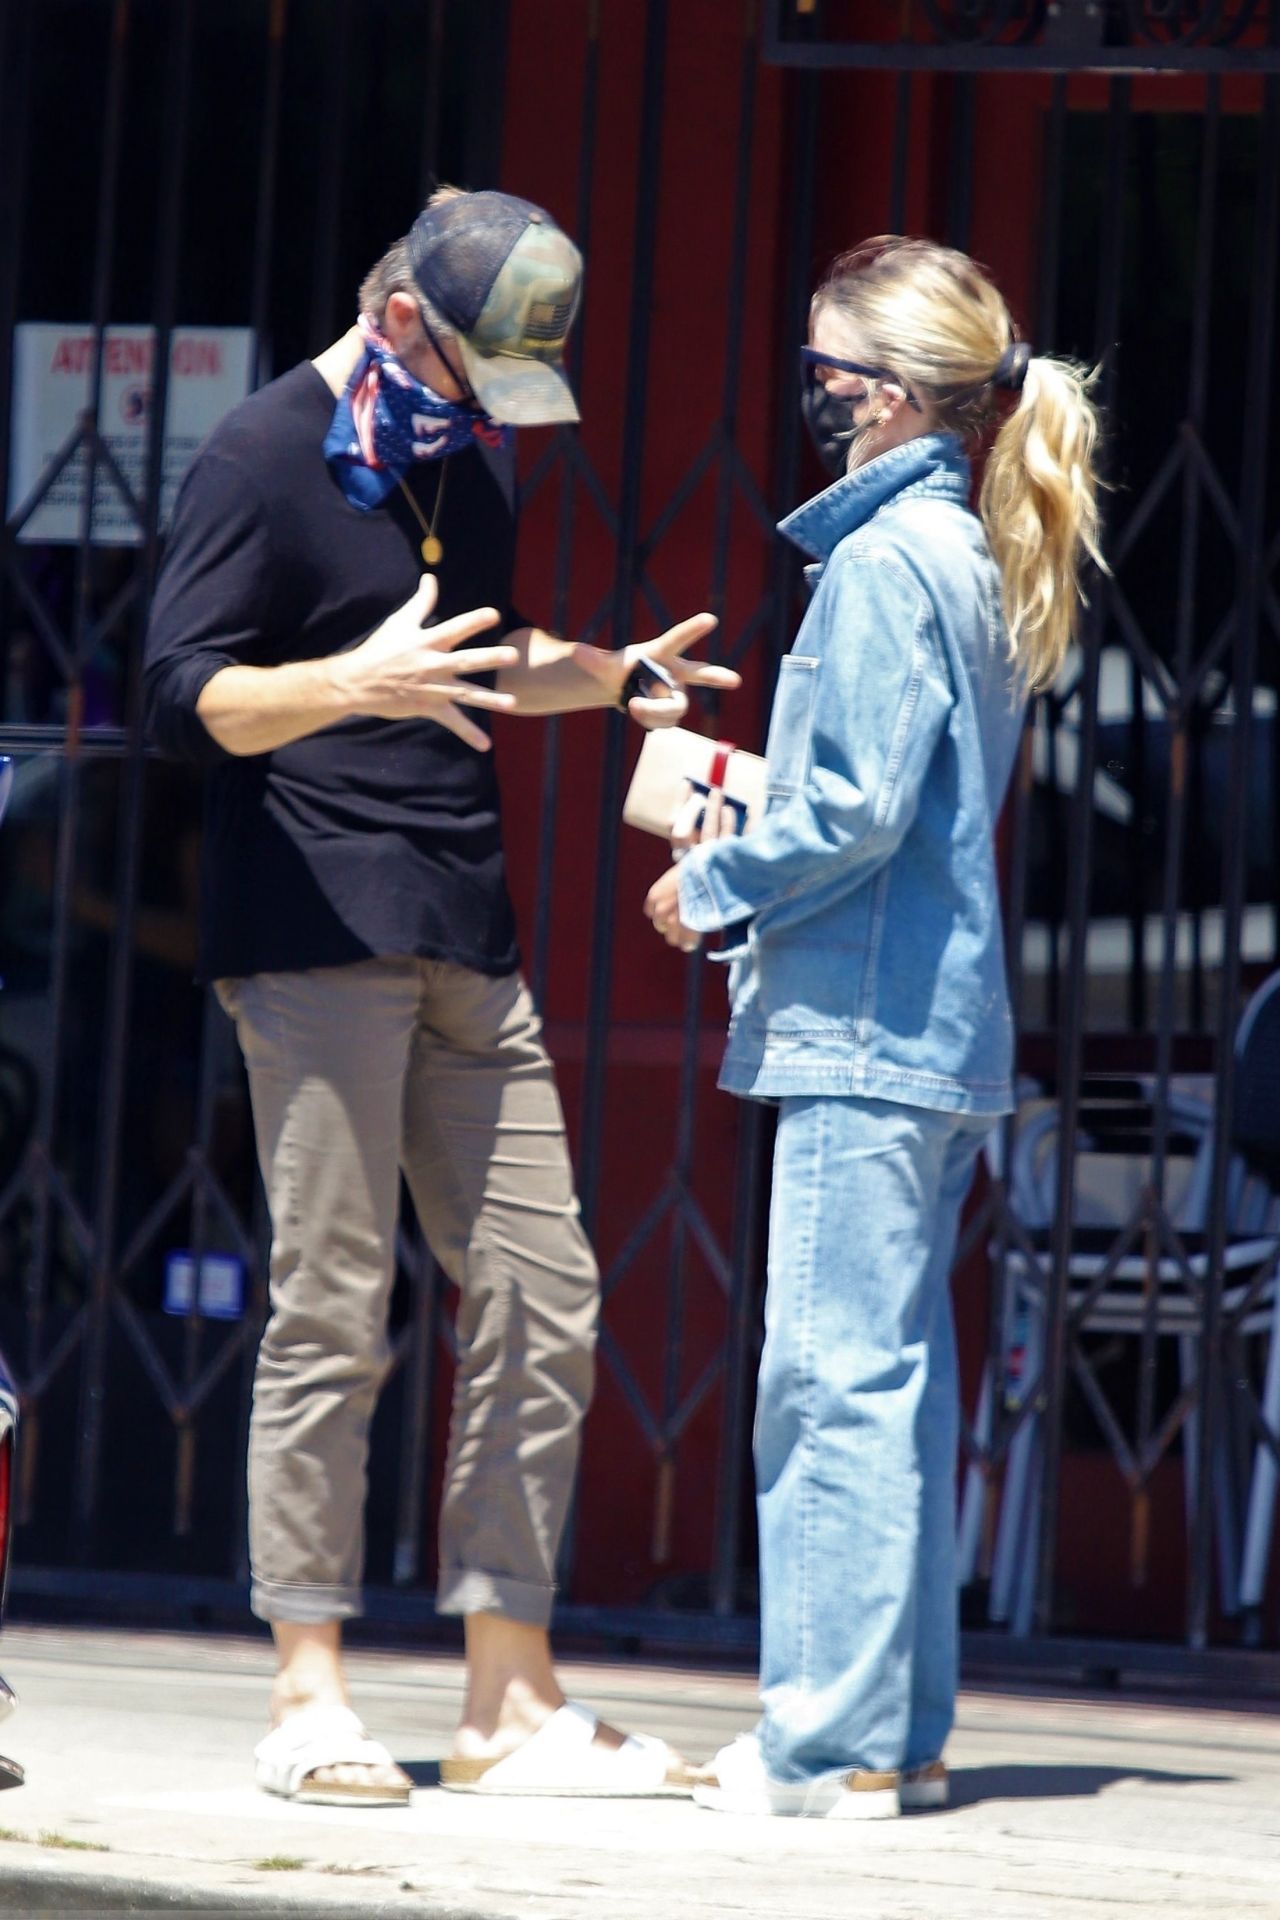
[1,0,1279,1668]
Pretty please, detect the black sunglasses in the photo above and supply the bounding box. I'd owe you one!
[800,345,922,414]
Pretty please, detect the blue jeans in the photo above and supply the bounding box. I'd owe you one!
[755,1094,989,1782]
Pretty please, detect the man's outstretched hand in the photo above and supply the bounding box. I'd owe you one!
[336,574,520,749]
[575,613,740,727]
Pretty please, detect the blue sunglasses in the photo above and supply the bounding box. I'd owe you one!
[800,345,922,413]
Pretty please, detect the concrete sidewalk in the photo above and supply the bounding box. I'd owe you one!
[0,1625,1274,1916]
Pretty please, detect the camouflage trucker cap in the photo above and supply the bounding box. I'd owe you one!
[407,191,582,426]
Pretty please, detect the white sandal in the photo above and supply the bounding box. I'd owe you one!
[253,1702,411,1807]
[438,1700,696,1798]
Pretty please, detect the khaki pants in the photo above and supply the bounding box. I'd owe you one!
[217,958,599,1628]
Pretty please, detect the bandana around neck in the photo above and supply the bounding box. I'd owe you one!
[322,313,511,510]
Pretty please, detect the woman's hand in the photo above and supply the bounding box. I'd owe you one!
[670,783,738,858]
[644,866,700,952]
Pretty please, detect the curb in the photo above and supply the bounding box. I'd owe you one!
[0,1849,508,1918]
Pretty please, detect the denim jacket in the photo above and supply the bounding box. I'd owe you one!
[676,433,1026,1114]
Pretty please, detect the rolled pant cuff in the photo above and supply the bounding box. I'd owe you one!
[251,1577,363,1625]
[436,1568,556,1627]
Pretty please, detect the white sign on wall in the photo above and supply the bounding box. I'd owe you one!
[8,324,255,545]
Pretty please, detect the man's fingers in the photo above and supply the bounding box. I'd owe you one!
[451,685,517,713]
[414,573,440,624]
[428,606,503,652]
[430,701,493,752]
[629,690,689,730]
[644,613,718,661]
[675,663,741,691]
[438,643,519,678]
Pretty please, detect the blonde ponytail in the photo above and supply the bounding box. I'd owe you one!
[812,237,1106,694]
[980,355,1105,692]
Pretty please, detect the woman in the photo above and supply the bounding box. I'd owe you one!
[645,237,1102,1819]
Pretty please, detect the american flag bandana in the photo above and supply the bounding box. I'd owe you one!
[322,313,511,510]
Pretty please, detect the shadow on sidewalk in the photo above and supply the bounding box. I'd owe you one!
[395,1758,1232,1805]
[402,1761,443,1788]
[946,1764,1233,1809]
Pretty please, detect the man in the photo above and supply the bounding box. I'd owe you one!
[146,187,734,1803]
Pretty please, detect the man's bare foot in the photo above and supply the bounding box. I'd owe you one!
[267,1680,412,1798]
[449,1615,566,1762]
[268,1620,410,1799]
[449,1616,686,1778]
[450,1669,573,1763]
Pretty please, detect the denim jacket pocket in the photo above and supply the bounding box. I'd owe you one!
[765,655,818,797]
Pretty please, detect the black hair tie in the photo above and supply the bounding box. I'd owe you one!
[993,340,1033,393]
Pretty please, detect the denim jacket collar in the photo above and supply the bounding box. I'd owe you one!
[779,433,970,563]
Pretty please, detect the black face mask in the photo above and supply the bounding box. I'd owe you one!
[799,346,922,480]
[801,380,860,479]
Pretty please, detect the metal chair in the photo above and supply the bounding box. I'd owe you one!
[1228,971,1280,1642]
[961,973,1280,1637]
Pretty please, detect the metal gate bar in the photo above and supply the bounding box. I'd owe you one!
[1188,64,1280,1648]
[1031,74,1133,1635]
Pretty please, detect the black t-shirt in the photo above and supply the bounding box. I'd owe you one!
[144,362,521,983]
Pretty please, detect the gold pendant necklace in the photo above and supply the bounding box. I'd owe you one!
[397,461,447,566]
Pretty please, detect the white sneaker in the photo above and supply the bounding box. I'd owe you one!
[692,1734,900,1820]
